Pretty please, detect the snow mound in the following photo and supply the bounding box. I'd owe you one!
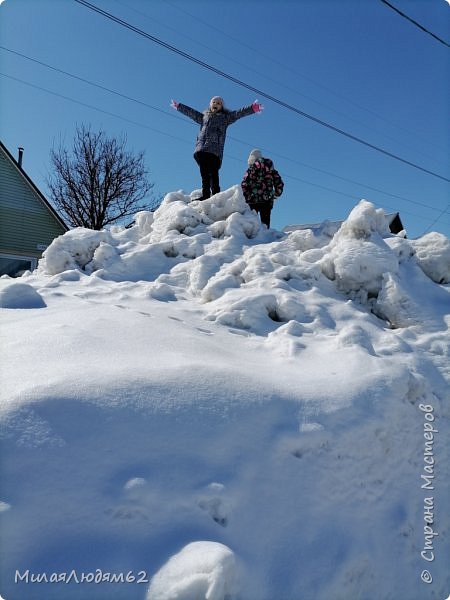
[319,200,398,299]
[0,282,46,308]
[147,541,237,600]
[34,191,449,334]
[37,186,268,284]
[411,231,450,283]
[1,188,449,600]
[38,227,111,275]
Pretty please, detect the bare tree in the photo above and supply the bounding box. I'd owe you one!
[48,125,160,229]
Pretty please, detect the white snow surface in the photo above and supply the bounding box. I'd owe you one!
[147,541,237,600]
[0,187,449,600]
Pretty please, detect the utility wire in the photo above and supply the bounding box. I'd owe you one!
[421,203,450,235]
[380,0,450,48]
[163,0,448,157]
[3,71,449,230]
[2,46,447,218]
[3,43,446,175]
[114,0,445,165]
[4,70,450,230]
[0,72,188,145]
[0,45,171,118]
[73,0,450,184]
[247,142,450,215]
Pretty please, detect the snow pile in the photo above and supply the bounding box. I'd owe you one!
[36,191,449,332]
[147,541,237,600]
[38,186,267,285]
[0,187,449,600]
[319,201,398,298]
[411,231,450,284]
[0,282,46,309]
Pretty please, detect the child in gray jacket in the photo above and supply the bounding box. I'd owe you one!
[171,96,263,200]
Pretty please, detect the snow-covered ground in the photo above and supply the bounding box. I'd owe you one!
[1,186,449,600]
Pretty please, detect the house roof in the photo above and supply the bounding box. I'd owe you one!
[0,140,69,232]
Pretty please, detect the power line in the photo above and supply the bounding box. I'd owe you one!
[113,0,348,124]
[228,149,450,228]
[3,43,447,179]
[5,72,445,230]
[0,72,189,146]
[421,203,450,235]
[4,70,450,230]
[114,0,446,166]
[380,0,450,48]
[246,142,450,216]
[2,43,449,221]
[0,45,172,118]
[73,0,450,184]
[163,0,448,159]
[2,45,448,219]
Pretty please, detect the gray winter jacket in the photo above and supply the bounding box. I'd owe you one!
[177,103,255,165]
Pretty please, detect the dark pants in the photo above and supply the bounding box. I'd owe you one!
[194,151,221,199]
[247,202,273,228]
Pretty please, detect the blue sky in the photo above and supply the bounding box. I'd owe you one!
[1,0,449,239]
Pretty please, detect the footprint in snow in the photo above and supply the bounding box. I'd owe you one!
[228,328,251,337]
[197,483,230,528]
[196,327,214,335]
[104,477,151,522]
[104,505,150,521]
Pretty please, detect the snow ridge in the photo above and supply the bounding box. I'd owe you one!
[1,187,449,600]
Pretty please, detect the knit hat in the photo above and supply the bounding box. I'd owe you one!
[248,148,263,166]
[211,96,224,105]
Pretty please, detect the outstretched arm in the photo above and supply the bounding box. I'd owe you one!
[227,100,264,125]
[171,100,204,125]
